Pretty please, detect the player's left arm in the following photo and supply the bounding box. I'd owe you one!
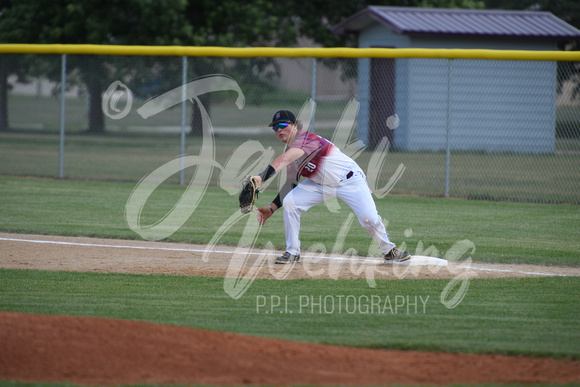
[256,179,297,225]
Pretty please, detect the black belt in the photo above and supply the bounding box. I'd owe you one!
[346,171,353,179]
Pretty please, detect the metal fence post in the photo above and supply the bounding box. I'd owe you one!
[59,54,66,178]
[310,58,317,131]
[444,59,453,197]
[180,56,188,185]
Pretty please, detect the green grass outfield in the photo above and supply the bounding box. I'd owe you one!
[0,176,579,387]
[0,176,578,265]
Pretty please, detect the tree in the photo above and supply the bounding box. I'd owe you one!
[0,0,44,131]
[0,0,192,133]
[283,0,486,49]
[181,0,298,135]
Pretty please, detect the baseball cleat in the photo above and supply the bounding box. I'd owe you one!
[384,247,411,262]
[275,252,301,264]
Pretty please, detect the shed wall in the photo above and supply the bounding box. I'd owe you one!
[356,23,557,153]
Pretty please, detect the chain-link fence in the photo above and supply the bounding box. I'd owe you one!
[0,47,579,204]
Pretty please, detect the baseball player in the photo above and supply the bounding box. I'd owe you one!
[252,109,410,264]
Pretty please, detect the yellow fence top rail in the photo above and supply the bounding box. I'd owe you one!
[1,44,579,61]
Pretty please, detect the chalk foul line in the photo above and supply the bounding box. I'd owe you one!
[0,237,574,277]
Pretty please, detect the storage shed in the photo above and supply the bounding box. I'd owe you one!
[333,7,580,152]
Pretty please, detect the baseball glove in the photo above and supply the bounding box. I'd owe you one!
[239,176,259,214]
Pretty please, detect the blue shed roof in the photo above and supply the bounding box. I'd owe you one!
[333,6,580,39]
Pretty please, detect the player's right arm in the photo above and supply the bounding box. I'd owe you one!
[270,147,305,172]
[253,147,304,187]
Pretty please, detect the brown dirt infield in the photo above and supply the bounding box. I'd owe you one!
[1,233,579,386]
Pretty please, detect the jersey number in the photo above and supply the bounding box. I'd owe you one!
[304,162,317,173]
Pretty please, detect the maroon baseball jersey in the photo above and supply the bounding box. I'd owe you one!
[287,130,355,185]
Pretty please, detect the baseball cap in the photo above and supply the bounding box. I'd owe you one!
[268,110,296,127]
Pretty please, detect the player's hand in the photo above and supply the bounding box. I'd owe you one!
[257,206,272,225]
[252,175,263,187]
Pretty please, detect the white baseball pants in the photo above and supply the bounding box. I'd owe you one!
[282,170,396,256]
